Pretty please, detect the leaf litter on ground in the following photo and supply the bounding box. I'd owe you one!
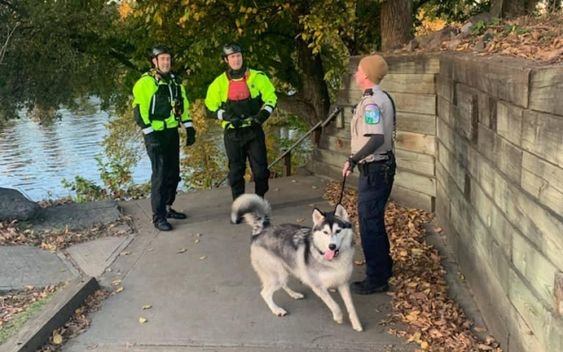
[324,181,502,351]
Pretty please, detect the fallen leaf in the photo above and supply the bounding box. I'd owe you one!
[115,287,124,293]
[120,251,130,256]
[194,239,200,244]
[53,333,63,345]
[200,256,207,260]
[139,317,148,324]
[142,304,152,310]
[177,248,188,254]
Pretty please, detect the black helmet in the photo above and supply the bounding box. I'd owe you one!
[222,43,242,58]
[148,46,171,61]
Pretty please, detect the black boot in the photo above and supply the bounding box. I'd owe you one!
[154,217,173,231]
[351,279,389,295]
[166,207,187,219]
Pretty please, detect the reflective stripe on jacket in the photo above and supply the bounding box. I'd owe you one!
[132,71,191,131]
[204,69,277,129]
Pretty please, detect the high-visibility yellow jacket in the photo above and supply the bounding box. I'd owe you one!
[205,69,277,129]
[132,71,192,134]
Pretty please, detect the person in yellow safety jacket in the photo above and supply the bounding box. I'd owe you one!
[205,43,277,202]
[133,45,196,231]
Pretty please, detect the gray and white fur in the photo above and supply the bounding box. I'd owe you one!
[231,194,363,331]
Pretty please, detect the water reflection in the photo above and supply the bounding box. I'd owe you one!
[0,100,151,201]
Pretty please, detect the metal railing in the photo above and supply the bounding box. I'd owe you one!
[214,106,342,187]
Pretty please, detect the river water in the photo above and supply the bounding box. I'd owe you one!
[0,102,151,201]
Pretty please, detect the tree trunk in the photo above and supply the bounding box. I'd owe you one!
[490,0,538,18]
[276,39,331,128]
[380,0,413,51]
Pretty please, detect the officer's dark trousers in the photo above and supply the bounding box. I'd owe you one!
[357,155,396,286]
[144,128,180,222]
[224,125,270,200]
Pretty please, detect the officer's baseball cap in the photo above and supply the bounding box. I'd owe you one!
[359,55,388,84]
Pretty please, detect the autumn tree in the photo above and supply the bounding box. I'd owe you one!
[490,0,541,17]
[0,0,122,119]
[380,0,414,50]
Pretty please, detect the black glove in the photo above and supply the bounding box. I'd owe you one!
[251,109,271,125]
[228,117,243,129]
[186,126,196,146]
[347,157,357,172]
[222,109,236,122]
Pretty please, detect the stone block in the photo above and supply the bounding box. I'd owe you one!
[529,66,563,116]
[395,169,436,197]
[0,187,41,221]
[508,268,552,351]
[436,76,454,101]
[453,83,479,143]
[546,315,563,352]
[396,112,436,135]
[395,148,435,176]
[496,136,523,186]
[508,306,544,352]
[512,232,559,307]
[391,185,434,211]
[494,176,563,270]
[437,142,465,193]
[521,151,563,216]
[395,131,436,155]
[437,96,452,126]
[555,272,563,316]
[435,177,450,224]
[497,100,524,146]
[477,92,496,129]
[452,228,511,349]
[393,92,436,115]
[522,110,563,168]
[445,53,531,108]
[488,203,514,259]
[476,124,523,185]
[381,73,436,94]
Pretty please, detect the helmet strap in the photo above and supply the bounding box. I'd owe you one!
[227,65,247,80]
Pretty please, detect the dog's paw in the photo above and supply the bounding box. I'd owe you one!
[333,313,343,324]
[352,323,363,332]
[272,307,287,317]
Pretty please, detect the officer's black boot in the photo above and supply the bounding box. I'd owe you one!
[153,217,173,231]
[166,206,187,219]
[351,279,389,295]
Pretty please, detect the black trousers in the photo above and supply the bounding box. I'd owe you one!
[144,128,180,222]
[223,125,269,200]
[357,154,396,285]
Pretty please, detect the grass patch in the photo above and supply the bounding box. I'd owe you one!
[0,290,56,344]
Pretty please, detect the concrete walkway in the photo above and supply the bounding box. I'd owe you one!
[63,176,414,352]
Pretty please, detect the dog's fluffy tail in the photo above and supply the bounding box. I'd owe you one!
[231,194,271,235]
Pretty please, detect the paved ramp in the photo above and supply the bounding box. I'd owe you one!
[63,176,413,352]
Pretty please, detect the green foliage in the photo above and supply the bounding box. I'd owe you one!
[414,0,491,23]
[470,20,488,34]
[180,100,227,190]
[62,156,149,203]
[0,0,126,120]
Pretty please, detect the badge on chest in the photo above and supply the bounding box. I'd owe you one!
[363,104,381,125]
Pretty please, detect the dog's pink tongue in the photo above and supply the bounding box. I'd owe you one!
[324,249,336,261]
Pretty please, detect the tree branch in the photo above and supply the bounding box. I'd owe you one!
[0,23,17,64]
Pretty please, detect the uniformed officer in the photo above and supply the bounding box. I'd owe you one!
[133,46,196,231]
[342,54,396,294]
[205,43,277,201]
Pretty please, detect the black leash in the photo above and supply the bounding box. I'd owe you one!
[335,173,347,209]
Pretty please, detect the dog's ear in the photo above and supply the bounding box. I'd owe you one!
[335,204,350,222]
[312,208,325,225]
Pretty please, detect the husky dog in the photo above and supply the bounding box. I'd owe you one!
[231,194,363,331]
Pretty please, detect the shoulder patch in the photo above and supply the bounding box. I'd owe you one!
[363,103,381,125]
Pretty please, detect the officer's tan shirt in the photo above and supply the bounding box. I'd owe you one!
[350,86,394,163]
